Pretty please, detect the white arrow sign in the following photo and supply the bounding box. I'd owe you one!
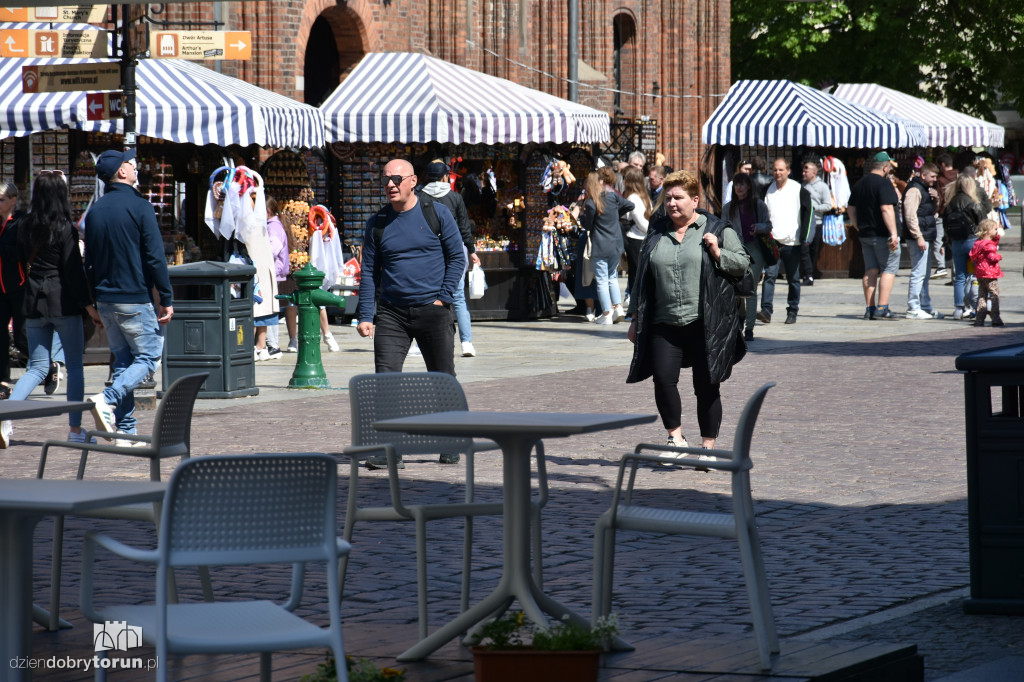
[4,35,25,53]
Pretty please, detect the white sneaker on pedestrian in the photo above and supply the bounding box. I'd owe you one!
[659,435,689,466]
[461,341,477,357]
[114,431,147,448]
[612,304,626,323]
[88,393,117,433]
[254,348,261,361]
[408,341,422,357]
[0,420,12,448]
[595,312,614,325]
[585,308,596,323]
[285,338,298,353]
[930,268,949,279]
[323,333,340,352]
[67,429,95,445]
[906,309,933,320]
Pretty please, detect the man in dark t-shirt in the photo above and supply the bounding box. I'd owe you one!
[848,152,901,320]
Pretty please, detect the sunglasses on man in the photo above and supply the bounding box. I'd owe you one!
[382,174,413,186]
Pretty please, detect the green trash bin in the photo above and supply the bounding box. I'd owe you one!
[163,261,259,398]
[955,343,1024,613]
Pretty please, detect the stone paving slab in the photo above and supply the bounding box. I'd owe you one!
[8,235,1024,680]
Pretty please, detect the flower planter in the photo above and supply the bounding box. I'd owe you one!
[471,646,602,682]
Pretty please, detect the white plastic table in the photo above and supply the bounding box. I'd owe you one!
[374,410,656,661]
[0,479,166,680]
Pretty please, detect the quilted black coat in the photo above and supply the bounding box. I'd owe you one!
[626,209,746,385]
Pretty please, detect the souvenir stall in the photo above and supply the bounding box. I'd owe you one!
[701,79,926,278]
[319,52,610,320]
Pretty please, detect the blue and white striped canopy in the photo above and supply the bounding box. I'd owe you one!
[833,83,1004,148]
[0,49,324,148]
[702,80,926,149]
[320,52,610,145]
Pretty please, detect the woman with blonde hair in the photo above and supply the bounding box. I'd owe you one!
[942,175,985,319]
[579,167,633,324]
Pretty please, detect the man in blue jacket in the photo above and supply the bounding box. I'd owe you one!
[84,149,173,439]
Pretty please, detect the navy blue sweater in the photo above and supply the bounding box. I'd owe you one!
[356,199,465,322]
[84,183,172,306]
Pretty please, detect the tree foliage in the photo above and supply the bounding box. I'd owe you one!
[731,0,1024,120]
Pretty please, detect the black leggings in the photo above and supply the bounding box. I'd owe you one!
[650,321,722,439]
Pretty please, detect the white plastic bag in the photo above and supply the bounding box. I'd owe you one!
[468,264,487,299]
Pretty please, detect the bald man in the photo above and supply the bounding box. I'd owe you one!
[356,158,466,378]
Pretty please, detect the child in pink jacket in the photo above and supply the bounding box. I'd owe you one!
[968,219,1004,327]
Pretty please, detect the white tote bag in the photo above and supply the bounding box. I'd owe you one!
[468,264,487,299]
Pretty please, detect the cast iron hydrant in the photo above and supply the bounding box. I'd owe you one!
[276,263,345,389]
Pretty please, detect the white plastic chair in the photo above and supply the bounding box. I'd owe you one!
[341,371,548,640]
[80,453,349,682]
[36,372,212,631]
[592,383,779,670]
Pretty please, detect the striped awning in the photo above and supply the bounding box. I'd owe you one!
[320,52,610,145]
[702,80,927,149]
[833,83,1005,148]
[0,35,324,148]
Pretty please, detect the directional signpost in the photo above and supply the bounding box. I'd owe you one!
[0,29,109,58]
[85,92,122,121]
[0,6,107,23]
[148,30,250,60]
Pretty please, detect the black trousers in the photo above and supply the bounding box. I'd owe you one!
[373,300,456,376]
[0,290,25,383]
[624,236,643,300]
[649,321,722,439]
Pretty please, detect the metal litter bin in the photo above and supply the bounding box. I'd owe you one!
[164,261,259,398]
[955,343,1024,613]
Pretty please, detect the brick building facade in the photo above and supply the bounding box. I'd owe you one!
[161,0,730,172]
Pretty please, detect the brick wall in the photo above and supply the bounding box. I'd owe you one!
[157,0,729,173]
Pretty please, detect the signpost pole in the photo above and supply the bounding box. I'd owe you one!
[119,4,137,149]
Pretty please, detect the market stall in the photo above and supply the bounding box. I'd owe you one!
[833,83,1005,148]
[701,79,927,278]
[319,51,610,320]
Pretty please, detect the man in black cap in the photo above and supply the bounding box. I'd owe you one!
[84,149,173,440]
[419,160,479,357]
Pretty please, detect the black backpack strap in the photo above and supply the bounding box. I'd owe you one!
[416,192,442,237]
[371,194,445,290]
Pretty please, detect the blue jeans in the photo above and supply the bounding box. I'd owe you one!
[593,256,623,313]
[11,316,86,427]
[97,302,164,434]
[452,279,472,343]
[905,239,932,312]
[761,244,801,315]
[951,237,978,308]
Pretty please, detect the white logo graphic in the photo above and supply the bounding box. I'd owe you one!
[94,621,143,652]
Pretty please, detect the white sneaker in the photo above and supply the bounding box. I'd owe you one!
[256,347,271,362]
[612,304,626,323]
[408,341,422,357]
[659,436,689,466]
[595,312,614,325]
[114,431,147,448]
[906,309,933,320]
[0,420,11,448]
[585,308,596,323]
[285,338,298,353]
[67,430,95,444]
[253,348,261,361]
[88,393,116,432]
[323,333,340,352]
[461,341,477,357]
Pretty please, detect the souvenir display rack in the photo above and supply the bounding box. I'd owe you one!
[260,149,314,203]
[69,151,97,223]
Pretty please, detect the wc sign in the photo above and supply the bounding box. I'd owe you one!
[85,92,123,121]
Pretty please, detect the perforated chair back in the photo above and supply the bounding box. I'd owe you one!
[161,453,337,568]
[349,372,473,457]
[151,372,209,460]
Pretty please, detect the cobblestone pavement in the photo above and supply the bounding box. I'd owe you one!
[7,236,1024,680]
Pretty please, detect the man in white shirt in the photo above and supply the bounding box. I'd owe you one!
[760,158,813,325]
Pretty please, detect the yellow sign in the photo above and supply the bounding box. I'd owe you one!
[21,63,120,94]
[0,29,109,59]
[149,30,251,61]
[0,6,108,23]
